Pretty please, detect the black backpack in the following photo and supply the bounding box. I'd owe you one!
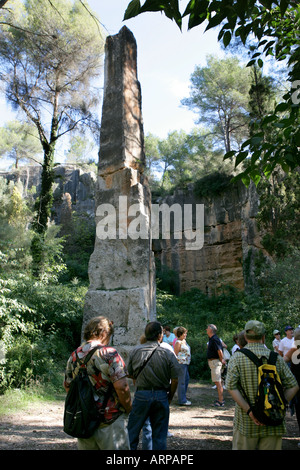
[63,345,112,438]
[238,348,287,426]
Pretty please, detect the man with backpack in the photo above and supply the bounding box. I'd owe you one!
[127,321,181,450]
[225,320,299,450]
[63,316,132,450]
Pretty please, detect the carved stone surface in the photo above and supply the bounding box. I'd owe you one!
[82,27,156,359]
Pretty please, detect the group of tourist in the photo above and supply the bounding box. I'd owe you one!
[63,316,300,451]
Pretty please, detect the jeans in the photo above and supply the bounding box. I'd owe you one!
[142,418,153,450]
[128,389,170,450]
[177,363,190,404]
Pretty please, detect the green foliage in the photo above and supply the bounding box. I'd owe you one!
[124,0,300,184]
[65,135,97,165]
[31,224,68,281]
[0,177,33,271]
[60,212,96,281]
[256,170,300,257]
[155,261,180,295]
[0,270,86,393]
[0,120,43,168]
[193,172,233,198]
[0,177,86,393]
[182,55,252,153]
[145,127,234,195]
[0,0,105,274]
[258,248,300,326]
[248,67,278,128]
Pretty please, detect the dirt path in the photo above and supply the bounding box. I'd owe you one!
[0,382,299,451]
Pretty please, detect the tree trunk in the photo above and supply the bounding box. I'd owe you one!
[31,141,56,276]
[33,143,55,234]
[31,90,59,276]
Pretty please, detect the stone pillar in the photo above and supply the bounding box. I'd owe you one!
[83,27,156,359]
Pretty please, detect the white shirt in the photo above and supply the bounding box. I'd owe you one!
[272,338,281,351]
[231,344,240,354]
[160,342,175,355]
[278,336,294,356]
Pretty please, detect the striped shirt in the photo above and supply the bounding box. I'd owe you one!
[225,343,298,437]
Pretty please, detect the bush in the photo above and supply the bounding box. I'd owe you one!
[155,261,180,295]
[0,271,87,393]
[193,172,233,199]
[59,212,96,282]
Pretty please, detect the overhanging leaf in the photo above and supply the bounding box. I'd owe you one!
[235,151,248,167]
[250,135,264,146]
[223,30,231,47]
[275,102,289,113]
[250,170,261,186]
[184,0,209,29]
[223,150,236,160]
[123,0,141,19]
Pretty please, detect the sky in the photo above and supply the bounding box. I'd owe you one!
[91,0,225,137]
[0,0,226,169]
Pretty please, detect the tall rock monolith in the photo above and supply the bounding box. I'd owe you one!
[82,27,156,359]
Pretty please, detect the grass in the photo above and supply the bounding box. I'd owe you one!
[0,382,65,417]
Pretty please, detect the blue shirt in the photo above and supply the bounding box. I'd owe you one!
[207,334,223,359]
[163,333,175,346]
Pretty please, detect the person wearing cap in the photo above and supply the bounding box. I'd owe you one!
[225,320,299,450]
[278,326,294,357]
[272,330,281,352]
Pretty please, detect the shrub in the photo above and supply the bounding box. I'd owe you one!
[193,172,233,199]
[0,271,87,393]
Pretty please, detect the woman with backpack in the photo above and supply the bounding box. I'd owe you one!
[63,316,132,450]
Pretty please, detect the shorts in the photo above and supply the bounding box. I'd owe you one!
[77,413,130,450]
[232,429,282,450]
[208,359,222,382]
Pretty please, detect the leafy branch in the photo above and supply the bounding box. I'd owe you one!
[124,0,300,185]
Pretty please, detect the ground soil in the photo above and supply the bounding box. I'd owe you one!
[0,381,299,451]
